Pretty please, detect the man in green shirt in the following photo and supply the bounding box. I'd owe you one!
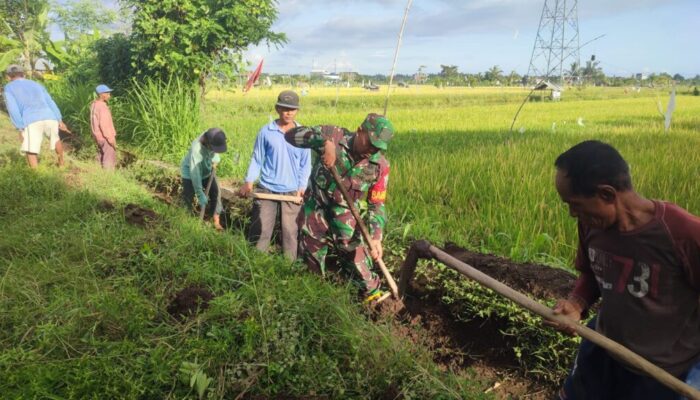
[181,128,228,230]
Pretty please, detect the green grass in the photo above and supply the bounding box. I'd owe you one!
[49,83,698,267]
[195,85,700,267]
[0,126,488,398]
[42,83,700,385]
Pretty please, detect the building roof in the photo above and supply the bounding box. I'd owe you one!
[533,80,562,91]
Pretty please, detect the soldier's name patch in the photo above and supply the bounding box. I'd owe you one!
[369,189,386,203]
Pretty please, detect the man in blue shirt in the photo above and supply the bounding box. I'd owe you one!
[3,65,68,168]
[239,90,311,260]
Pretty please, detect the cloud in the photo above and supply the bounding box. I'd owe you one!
[250,0,699,75]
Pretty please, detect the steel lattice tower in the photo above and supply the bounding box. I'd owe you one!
[526,0,580,85]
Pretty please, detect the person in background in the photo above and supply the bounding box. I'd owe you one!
[181,128,228,231]
[3,64,68,168]
[90,84,118,169]
[239,90,311,260]
[549,140,700,400]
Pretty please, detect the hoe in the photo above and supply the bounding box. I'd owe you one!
[397,240,700,400]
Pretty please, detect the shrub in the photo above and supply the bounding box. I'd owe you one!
[94,34,134,94]
[116,77,201,164]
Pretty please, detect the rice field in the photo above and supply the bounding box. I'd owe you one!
[202,85,700,267]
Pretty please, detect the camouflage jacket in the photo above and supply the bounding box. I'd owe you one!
[286,125,390,240]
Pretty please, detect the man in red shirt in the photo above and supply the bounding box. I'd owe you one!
[551,140,700,399]
[90,84,117,169]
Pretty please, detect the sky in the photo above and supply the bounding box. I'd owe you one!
[57,0,699,78]
[243,0,699,77]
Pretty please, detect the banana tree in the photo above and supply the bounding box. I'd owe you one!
[0,0,50,77]
[0,35,22,71]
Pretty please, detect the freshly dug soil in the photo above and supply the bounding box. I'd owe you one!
[167,285,215,320]
[383,242,579,399]
[123,204,160,228]
[442,242,576,299]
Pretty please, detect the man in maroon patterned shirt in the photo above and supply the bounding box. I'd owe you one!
[550,140,700,400]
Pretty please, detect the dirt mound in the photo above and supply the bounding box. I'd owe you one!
[167,285,215,320]
[96,200,116,212]
[123,204,160,228]
[442,242,576,299]
[380,241,578,398]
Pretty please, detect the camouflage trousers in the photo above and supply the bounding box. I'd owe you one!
[298,196,380,295]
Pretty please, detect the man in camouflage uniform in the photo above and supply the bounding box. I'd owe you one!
[285,113,393,301]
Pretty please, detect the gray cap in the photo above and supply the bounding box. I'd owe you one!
[275,90,300,109]
[5,64,24,76]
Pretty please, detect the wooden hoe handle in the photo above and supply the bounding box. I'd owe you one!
[200,168,216,220]
[329,167,400,299]
[251,192,303,203]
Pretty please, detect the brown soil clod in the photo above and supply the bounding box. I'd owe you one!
[442,242,576,299]
[167,285,215,321]
[388,241,574,399]
[123,203,160,228]
[371,296,406,318]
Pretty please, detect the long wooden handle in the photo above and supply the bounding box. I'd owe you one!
[329,167,399,299]
[424,243,700,400]
[199,169,216,220]
[251,192,303,203]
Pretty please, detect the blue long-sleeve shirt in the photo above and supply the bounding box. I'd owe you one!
[244,120,312,193]
[3,78,62,130]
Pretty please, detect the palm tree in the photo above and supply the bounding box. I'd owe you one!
[566,61,580,84]
[582,59,604,85]
[485,65,503,83]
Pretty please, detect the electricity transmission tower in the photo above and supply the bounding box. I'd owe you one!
[526,0,580,85]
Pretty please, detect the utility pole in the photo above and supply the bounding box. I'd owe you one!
[526,0,581,85]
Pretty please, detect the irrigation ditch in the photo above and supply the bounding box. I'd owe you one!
[104,148,580,398]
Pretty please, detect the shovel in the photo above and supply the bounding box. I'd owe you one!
[329,167,400,303]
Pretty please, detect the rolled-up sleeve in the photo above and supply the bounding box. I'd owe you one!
[285,125,343,150]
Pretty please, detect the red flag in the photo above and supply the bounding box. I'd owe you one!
[244,59,264,93]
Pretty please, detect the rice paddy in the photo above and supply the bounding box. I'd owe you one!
[202,85,700,267]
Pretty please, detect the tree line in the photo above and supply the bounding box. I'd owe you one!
[0,0,284,93]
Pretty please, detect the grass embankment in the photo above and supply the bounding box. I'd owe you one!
[0,117,486,399]
[43,83,700,384]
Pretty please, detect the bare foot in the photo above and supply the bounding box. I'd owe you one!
[213,215,223,231]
